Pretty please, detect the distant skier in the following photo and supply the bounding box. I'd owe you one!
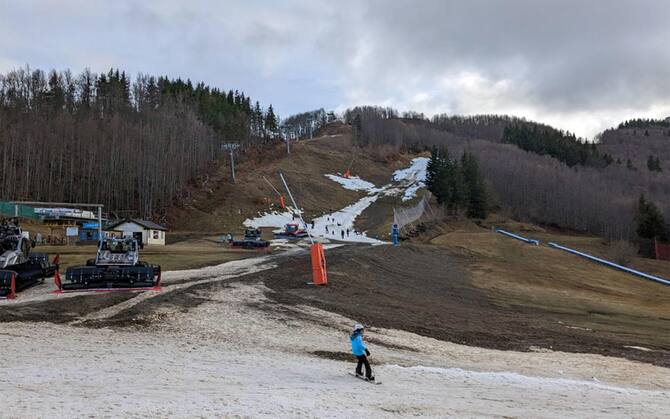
[350,323,374,381]
[341,230,345,239]
[346,229,350,237]
[311,221,315,229]
[325,225,329,234]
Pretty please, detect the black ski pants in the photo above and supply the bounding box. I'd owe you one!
[355,355,372,378]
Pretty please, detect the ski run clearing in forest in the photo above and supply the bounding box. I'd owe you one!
[244,157,429,243]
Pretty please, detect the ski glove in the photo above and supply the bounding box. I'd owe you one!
[365,349,370,356]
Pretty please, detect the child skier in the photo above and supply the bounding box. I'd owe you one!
[350,323,374,381]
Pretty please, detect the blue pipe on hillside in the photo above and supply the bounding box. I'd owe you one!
[547,242,670,287]
[494,228,540,246]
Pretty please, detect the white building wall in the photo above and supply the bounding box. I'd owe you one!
[106,222,166,245]
[146,229,166,245]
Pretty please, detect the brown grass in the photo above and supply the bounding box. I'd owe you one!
[34,238,250,272]
[430,227,670,349]
[168,126,417,234]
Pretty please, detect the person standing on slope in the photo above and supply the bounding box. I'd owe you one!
[350,323,374,381]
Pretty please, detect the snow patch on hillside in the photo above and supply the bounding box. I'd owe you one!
[324,174,378,192]
[393,157,429,183]
[245,157,431,242]
[393,157,429,201]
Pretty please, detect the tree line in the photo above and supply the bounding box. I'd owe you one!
[0,66,280,221]
[344,106,670,243]
[617,118,670,129]
[281,108,337,140]
[502,124,605,168]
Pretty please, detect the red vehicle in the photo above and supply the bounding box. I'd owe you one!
[273,223,308,240]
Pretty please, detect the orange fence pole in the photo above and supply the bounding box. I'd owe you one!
[279,195,285,209]
[310,243,328,285]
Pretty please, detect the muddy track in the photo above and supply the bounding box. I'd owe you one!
[0,251,292,327]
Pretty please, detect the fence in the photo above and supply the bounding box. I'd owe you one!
[656,240,670,261]
[393,192,433,230]
[0,201,39,220]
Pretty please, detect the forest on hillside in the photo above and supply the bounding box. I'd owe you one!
[0,66,280,220]
[345,106,670,241]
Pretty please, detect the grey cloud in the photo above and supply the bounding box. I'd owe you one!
[0,0,668,136]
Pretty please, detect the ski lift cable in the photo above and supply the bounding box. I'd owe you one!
[278,172,314,245]
[262,176,282,197]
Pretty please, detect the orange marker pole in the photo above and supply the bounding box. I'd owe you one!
[279,172,329,286]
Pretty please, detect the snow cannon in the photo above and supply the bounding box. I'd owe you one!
[58,237,160,292]
[310,243,328,285]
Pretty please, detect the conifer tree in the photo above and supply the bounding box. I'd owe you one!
[264,105,278,139]
[636,195,669,242]
[461,151,488,219]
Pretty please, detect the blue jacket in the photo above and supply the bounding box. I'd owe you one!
[350,331,367,356]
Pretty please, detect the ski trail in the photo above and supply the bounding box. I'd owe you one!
[245,157,429,243]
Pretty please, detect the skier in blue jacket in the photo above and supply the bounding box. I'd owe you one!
[350,323,374,381]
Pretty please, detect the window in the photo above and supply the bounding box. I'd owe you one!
[153,230,159,240]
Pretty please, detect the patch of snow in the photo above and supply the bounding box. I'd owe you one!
[245,158,432,244]
[4,278,669,418]
[393,157,429,183]
[311,195,384,244]
[244,210,301,232]
[324,174,378,192]
[402,183,423,201]
[387,365,660,396]
[624,346,653,352]
[392,157,429,201]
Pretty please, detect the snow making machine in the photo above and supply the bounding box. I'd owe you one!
[0,218,46,299]
[58,237,161,292]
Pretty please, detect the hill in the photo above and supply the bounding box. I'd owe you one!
[167,124,419,236]
[344,107,670,241]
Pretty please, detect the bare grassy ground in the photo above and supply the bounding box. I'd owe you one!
[33,238,253,271]
[261,241,670,367]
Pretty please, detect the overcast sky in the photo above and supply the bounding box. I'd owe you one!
[1,0,669,138]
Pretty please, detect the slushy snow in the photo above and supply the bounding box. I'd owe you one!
[324,174,378,192]
[245,157,431,243]
[392,157,429,201]
[3,264,668,418]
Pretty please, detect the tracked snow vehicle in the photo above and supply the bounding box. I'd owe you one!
[273,223,308,240]
[58,237,160,292]
[229,228,270,250]
[0,219,45,299]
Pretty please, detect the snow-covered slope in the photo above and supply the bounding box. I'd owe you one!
[244,157,430,243]
[3,269,668,418]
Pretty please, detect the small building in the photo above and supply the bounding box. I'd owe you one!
[105,218,167,246]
